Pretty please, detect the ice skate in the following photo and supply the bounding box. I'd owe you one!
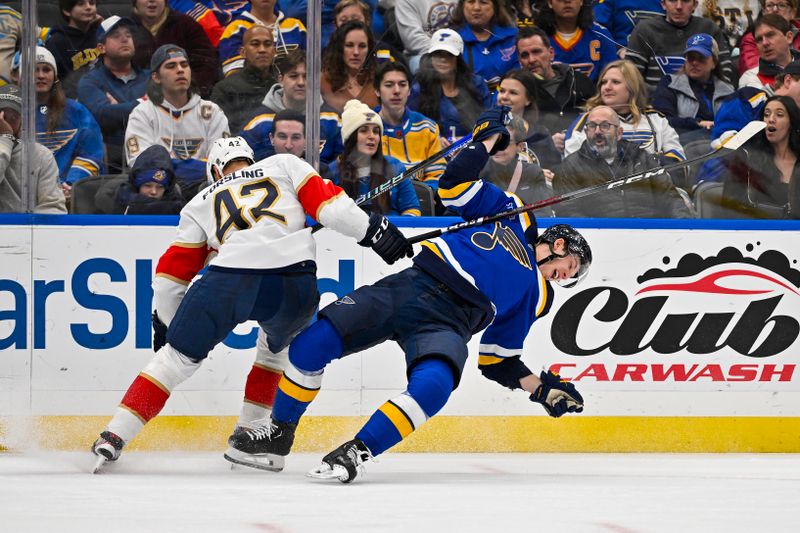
[307,439,373,483]
[223,419,296,472]
[91,431,124,474]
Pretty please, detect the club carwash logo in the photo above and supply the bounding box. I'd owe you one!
[550,244,800,383]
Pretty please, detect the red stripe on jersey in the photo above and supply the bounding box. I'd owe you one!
[156,244,210,282]
[243,364,283,408]
[120,374,171,423]
[297,174,346,221]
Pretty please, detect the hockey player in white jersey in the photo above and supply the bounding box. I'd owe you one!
[91,136,413,472]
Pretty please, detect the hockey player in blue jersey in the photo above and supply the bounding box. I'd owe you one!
[225,106,589,482]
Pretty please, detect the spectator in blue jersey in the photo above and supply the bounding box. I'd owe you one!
[516,26,595,153]
[565,60,685,164]
[409,29,491,145]
[211,25,277,133]
[695,61,800,184]
[592,0,663,48]
[329,99,421,216]
[496,68,561,169]
[534,0,617,82]
[166,0,229,46]
[78,15,149,174]
[374,61,446,191]
[321,20,380,114]
[448,0,518,90]
[626,0,733,91]
[32,46,104,205]
[94,145,185,215]
[218,0,306,77]
[278,0,378,48]
[45,0,103,98]
[130,0,219,98]
[652,33,735,145]
[240,50,344,164]
[719,95,800,219]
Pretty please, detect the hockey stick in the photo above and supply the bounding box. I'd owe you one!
[310,133,473,233]
[408,120,766,245]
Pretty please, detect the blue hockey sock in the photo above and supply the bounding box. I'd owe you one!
[272,319,344,424]
[356,357,454,456]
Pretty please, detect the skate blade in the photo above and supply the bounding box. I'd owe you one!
[223,447,285,472]
[92,454,108,474]
[306,463,349,482]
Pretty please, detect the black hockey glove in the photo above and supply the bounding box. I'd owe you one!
[530,370,584,418]
[358,213,414,265]
[472,105,512,155]
[152,311,168,352]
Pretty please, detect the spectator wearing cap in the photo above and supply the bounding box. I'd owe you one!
[124,44,230,200]
[449,0,519,91]
[740,14,800,95]
[408,29,491,146]
[211,25,278,133]
[0,84,67,214]
[652,33,735,145]
[95,144,186,214]
[30,46,105,204]
[626,0,733,91]
[241,50,343,163]
[395,0,457,73]
[327,99,421,216]
[78,15,149,173]
[219,0,306,77]
[375,61,446,191]
[45,0,103,98]
[130,0,219,98]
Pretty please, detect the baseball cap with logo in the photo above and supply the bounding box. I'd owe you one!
[0,84,22,114]
[150,44,189,72]
[428,29,464,57]
[96,15,135,42]
[683,33,717,58]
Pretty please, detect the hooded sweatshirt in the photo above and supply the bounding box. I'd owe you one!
[45,23,100,98]
[0,137,66,214]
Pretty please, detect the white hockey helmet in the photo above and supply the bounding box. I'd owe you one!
[205,136,255,184]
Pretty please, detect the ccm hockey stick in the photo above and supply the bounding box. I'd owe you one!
[408,120,766,245]
[310,133,473,233]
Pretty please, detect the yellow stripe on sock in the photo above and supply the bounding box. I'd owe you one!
[278,375,319,403]
[379,401,415,438]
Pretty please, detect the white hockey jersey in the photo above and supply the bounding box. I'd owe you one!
[153,154,371,323]
[124,94,230,166]
[565,110,686,162]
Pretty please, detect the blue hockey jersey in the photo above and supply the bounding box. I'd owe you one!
[240,107,343,164]
[550,22,618,82]
[592,0,664,47]
[36,99,105,184]
[413,145,554,362]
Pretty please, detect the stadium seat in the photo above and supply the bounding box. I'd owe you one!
[412,180,436,216]
[71,174,128,214]
[692,181,725,219]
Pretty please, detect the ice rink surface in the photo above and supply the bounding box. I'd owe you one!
[2,452,799,533]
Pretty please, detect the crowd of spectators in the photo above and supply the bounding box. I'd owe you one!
[1,0,799,219]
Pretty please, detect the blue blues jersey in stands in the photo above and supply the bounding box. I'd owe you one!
[240,107,343,164]
[413,145,553,362]
[592,0,663,46]
[550,22,617,82]
[35,99,105,184]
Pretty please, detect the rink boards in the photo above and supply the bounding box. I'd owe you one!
[2,215,800,452]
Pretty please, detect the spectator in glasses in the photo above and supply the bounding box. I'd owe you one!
[553,105,692,218]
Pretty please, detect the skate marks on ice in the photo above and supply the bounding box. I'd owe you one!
[1,452,799,533]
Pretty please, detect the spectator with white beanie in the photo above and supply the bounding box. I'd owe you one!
[327,99,421,216]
